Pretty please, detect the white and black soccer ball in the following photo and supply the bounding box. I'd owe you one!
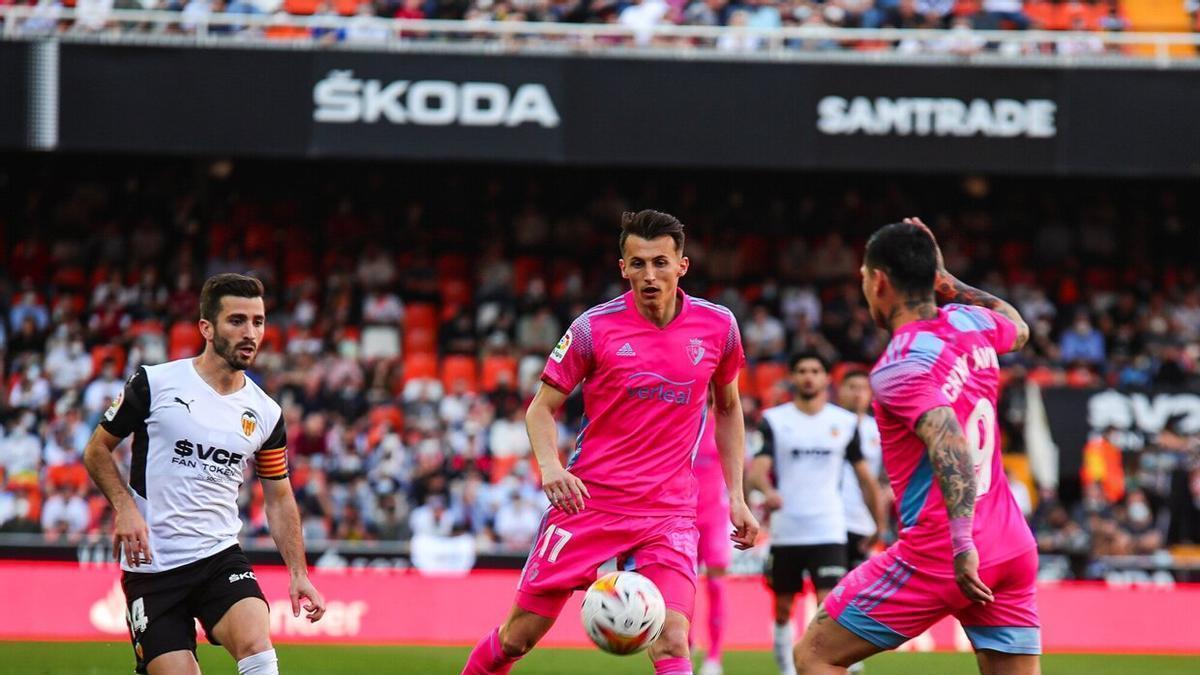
[580,571,666,655]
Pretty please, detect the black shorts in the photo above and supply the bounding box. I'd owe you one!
[765,543,848,594]
[846,532,869,571]
[122,544,267,674]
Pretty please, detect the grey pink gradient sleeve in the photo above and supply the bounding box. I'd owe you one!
[541,314,595,394]
[870,333,951,432]
[714,317,746,386]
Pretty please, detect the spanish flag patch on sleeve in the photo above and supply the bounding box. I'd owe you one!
[256,447,289,480]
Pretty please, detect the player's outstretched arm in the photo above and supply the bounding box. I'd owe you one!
[83,427,151,568]
[852,460,887,551]
[903,216,1030,352]
[915,406,995,605]
[262,477,326,622]
[526,382,590,514]
[714,380,759,550]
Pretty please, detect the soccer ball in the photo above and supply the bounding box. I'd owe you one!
[581,571,666,655]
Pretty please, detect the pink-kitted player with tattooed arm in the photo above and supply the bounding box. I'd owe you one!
[462,210,760,675]
[795,220,1041,675]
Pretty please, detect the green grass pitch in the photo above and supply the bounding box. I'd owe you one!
[0,642,1195,674]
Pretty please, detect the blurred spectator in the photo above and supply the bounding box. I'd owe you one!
[620,0,670,45]
[40,485,89,538]
[45,336,93,393]
[1081,426,1125,504]
[493,490,540,552]
[743,304,787,362]
[1118,489,1163,554]
[82,360,125,423]
[1060,311,1106,365]
[409,495,456,537]
[979,0,1031,30]
[515,306,561,355]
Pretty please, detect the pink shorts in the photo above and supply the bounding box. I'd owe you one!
[695,477,732,571]
[823,546,1041,655]
[516,507,699,621]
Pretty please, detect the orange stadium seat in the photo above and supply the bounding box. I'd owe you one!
[129,319,164,338]
[168,320,204,360]
[753,362,788,401]
[436,253,470,280]
[91,345,126,377]
[513,256,544,294]
[481,355,518,392]
[738,366,754,399]
[368,404,405,431]
[406,303,438,332]
[441,355,479,392]
[441,278,472,307]
[402,352,439,383]
[284,0,320,15]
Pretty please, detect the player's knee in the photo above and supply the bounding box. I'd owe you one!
[497,625,537,658]
[229,635,273,661]
[652,623,691,658]
[794,642,820,674]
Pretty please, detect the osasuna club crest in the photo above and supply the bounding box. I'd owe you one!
[686,338,705,366]
[240,410,258,437]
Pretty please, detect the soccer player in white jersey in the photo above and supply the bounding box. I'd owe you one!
[836,368,885,674]
[83,273,325,675]
[749,351,886,675]
[838,369,885,575]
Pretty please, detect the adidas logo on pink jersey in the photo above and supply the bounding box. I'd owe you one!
[616,342,636,357]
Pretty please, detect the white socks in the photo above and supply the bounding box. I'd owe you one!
[772,622,796,675]
[848,661,865,673]
[237,649,279,675]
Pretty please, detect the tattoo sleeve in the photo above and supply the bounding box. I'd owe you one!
[916,406,976,521]
[933,274,1030,351]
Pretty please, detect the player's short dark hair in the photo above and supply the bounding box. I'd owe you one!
[864,222,937,298]
[790,350,830,374]
[199,273,264,324]
[840,368,869,384]
[619,210,685,256]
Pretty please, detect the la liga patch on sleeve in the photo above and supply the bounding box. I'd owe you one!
[104,389,124,422]
[550,329,573,363]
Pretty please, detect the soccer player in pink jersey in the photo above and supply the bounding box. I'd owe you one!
[795,220,1040,675]
[462,210,760,675]
[693,393,733,675]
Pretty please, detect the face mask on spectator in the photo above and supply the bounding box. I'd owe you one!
[1128,502,1151,524]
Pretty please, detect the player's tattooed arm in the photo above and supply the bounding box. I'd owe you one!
[932,275,1030,351]
[903,216,1029,351]
[916,406,976,521]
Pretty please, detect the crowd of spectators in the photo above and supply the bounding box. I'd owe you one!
[0,158,1198,578]
[1,0,1160,56]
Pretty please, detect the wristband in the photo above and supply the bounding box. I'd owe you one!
[949,516,975,556]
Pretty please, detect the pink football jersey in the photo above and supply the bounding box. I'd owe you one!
[869,304,1035,573]
[542,290,745,517]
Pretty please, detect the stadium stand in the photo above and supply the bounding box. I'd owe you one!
[0,159,1198,578]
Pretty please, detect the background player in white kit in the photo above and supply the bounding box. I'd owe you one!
[83,273,325,675]
[749,351,887,675]
[838,369,886,574]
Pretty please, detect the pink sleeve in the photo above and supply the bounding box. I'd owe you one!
[540,314,595,394]
[870,349,950,431]
[988,309,1019,355]
[714,316,746,386]
[947,304,1018,355]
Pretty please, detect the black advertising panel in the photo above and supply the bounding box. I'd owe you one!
[58,45,312,156]
[47,44,1200,176]
[309,52,565,162]
[806,64,1062,174]
[0,42,28,150]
